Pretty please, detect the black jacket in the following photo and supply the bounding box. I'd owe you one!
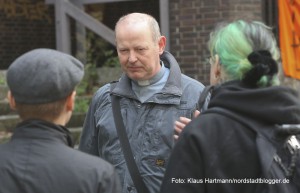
[0,120,121,193]
[160,81,300,193]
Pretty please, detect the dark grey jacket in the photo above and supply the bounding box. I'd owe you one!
[0,119,121,193]
[79,51,205,193]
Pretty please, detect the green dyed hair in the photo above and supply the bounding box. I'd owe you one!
[208,20,280,87]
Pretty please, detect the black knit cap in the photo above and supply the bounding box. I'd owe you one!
[7,48,84,104]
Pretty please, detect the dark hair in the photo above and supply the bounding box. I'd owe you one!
[242,50,278,87]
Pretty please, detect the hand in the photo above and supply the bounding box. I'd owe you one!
[174,110,200,140]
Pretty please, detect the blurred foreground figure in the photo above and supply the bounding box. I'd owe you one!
[0,48,121,193]
[160,20,300,193]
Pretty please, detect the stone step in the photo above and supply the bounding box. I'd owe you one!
[69,127,83,145]
[0,113,86,132]
[0,131,12,144]
[0,112,86,145]
[0,100,11,116]
[0,127,83,145]
[66,112,86,129]
[0,114,20,132]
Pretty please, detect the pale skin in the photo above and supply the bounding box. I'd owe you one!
[7,91,76,126]
[174,110,200,140]
[115,13,166,81]
[115,13,222,139]
[173,55,222,139]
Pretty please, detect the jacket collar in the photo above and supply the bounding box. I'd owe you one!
[111,51,182,103]
[12,119,74,147]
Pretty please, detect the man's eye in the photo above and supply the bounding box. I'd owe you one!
[119,49,128,53]
[138,48,146,52]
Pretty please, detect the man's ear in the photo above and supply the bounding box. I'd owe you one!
[66,91,76,111]
[158,36,166,55]
[7,91,16,110]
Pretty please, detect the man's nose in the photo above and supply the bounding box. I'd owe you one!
[128,51,137,63]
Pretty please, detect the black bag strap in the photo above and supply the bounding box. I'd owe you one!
[197,85,214,112]
[110,83,150,193]
[205,107,300,177]
[206,107,300,138]
[205,107,274,193]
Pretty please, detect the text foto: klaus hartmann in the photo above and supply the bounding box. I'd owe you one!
[171,178,290,184]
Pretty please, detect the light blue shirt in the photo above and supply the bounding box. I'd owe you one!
[132,62,170,103]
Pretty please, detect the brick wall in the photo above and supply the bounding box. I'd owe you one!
[0,0,264,84]
[169,0,262,85]
[101,1,159,30]
[0,0,55,69]
[0,0,159,69]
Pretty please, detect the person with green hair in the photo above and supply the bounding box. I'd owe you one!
[208,20,280,87]
[160,20,300,193]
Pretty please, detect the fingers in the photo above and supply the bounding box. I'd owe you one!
[173,122,182,140]
[174,134,179,140]
[173,111,201,141]
[179,116,193,125]
[173,117,192,140]
[174,118,189,134]
[194,110,200,118]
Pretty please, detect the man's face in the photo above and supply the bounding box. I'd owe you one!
[115,22,165,81]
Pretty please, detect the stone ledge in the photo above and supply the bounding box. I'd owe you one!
[0,127,82,145]
[0,112,86,132]
[0,114,20,132]
[0,100,13,116]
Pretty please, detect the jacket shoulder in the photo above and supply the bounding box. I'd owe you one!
[181,74,205,90]
[64,147,118,178]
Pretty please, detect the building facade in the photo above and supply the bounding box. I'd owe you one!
[0,0,275,85]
